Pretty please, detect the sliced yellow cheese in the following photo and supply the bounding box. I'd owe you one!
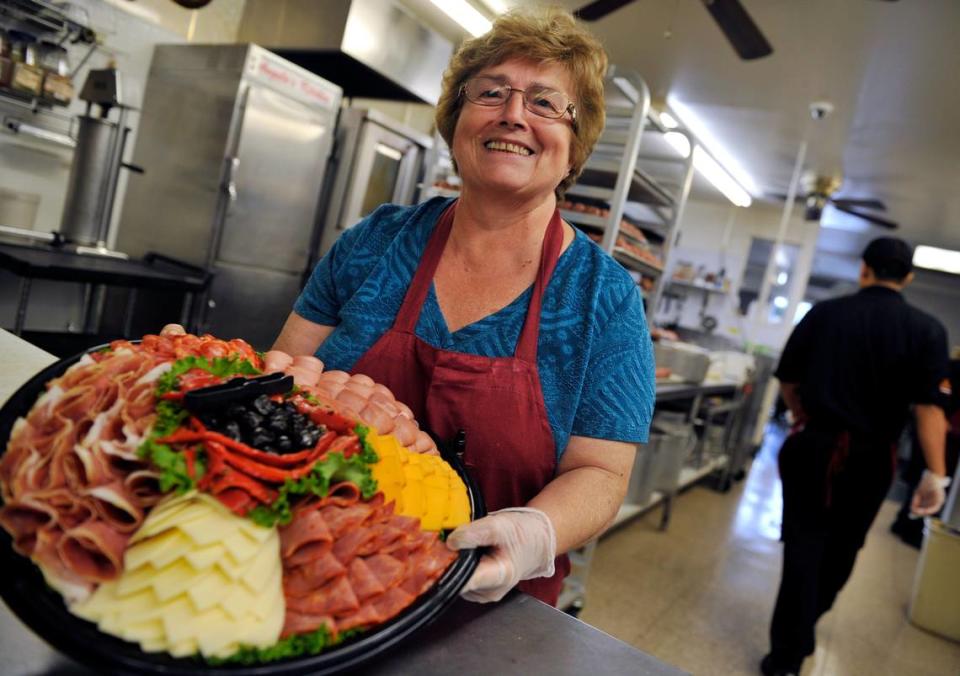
[368,432,472,531]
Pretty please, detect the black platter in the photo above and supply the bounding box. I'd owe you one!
[0,344,484,675]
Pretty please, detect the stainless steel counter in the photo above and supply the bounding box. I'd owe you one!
[0,331,687,676]
[0,593,685,676]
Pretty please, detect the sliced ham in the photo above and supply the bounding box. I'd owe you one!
[83,481,144,533]
[280,510,333,559]
[57,520,129,581]
[283,551,347,597]
[0,497,58,555]
[280,610,336,639]
[279,494,458,637]
[346,558,386,602]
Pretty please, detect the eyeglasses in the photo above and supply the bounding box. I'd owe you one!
[460,76,578,130]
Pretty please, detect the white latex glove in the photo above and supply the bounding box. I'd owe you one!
[911,469,951,516]
[446,507,556,603]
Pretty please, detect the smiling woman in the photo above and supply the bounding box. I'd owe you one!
[270,7,656,609]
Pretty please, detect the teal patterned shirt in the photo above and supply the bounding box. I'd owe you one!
[294,197,655,458]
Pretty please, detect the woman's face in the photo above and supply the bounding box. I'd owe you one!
[451,58,576,203]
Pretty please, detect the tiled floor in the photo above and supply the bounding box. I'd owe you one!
[580,427,960,676]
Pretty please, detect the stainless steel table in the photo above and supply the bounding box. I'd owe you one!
[0,593,686,676]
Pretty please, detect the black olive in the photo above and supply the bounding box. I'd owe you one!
[252,395,275,416]
[251,430,274,448]
[267,411,288,431]
[297,429,316,449]
[240,410,264,431]
[224,420,242,441]
[226,403,247,419]
[275,434,293,452]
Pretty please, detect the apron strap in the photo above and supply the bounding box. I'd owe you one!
[393,201,457,333]
[514,208,563,363]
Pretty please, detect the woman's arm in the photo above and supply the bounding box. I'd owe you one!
[271,312,336,356]
[528,436,636,553]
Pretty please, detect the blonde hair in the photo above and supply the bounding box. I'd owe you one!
[435,7,607,197]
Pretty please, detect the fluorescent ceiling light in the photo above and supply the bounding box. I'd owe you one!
[659,111,679,129]
[431,0,491,36]
[480,0,512,13]
[666,96,759,196]
[773,295,789,309]
[664,131,691,158]
[914,245,960,275]
[692,146,752,207]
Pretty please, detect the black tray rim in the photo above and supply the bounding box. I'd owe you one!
[0,342,486,676]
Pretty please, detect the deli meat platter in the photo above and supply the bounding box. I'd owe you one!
[0,334,483,675]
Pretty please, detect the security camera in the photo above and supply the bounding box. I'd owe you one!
[809,101,835,120]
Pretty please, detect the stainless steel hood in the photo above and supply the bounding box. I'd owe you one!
[237,0,453,105]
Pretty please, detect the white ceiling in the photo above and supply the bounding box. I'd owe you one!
[405,0,960,263]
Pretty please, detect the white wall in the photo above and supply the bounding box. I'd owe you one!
[653,197,819,353]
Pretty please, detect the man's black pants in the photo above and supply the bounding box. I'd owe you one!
[769,425,894,666]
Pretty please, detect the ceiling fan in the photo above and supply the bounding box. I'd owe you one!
[770,175,898,229]
[573,0,773,60]
[573,0,903,61]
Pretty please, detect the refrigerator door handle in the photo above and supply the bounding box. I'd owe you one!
[225,156,240,202]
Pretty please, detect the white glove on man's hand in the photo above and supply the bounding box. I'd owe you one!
[911,469,951,516]
[446,507,556,603]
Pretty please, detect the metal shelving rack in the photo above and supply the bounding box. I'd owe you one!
[0,0,98,111]
[560,66,695,312]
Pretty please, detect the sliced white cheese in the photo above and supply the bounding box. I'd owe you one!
[72,492,285,659]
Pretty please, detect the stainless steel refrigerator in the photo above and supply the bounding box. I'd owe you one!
[116,44,342,349]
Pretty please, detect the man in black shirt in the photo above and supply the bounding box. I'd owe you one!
[761,237,951,676]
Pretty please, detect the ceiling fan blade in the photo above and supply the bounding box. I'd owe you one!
[574,0,637,22]
[833,204,899,229]
[831,197,887,211]
[701,0,774,60]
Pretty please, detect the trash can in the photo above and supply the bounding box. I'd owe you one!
[908,518,960,641]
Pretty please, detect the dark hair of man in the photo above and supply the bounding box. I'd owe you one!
[862,236,913,282]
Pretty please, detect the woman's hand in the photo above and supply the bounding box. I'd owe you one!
[445,508,556,603]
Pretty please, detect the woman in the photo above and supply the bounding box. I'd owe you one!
[271,8,655,606]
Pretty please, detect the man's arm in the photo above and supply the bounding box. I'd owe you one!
[779,381,807,426]
[911,403,950,515]
[914,404,948,476]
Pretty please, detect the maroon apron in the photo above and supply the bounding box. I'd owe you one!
[351,201,570,605]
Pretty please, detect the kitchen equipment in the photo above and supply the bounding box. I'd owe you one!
[941,458,960,531]
[654,339,712,384]
[0,342,484,674]
[626,414,694,506]
[238,0,452,104]
[315,107,432,259]
[116,45,342,350]
[908,518,960,641]
[37,39,72,104]
[8,30,42,96]
[59,67,139,248]
[0,27,13,87]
